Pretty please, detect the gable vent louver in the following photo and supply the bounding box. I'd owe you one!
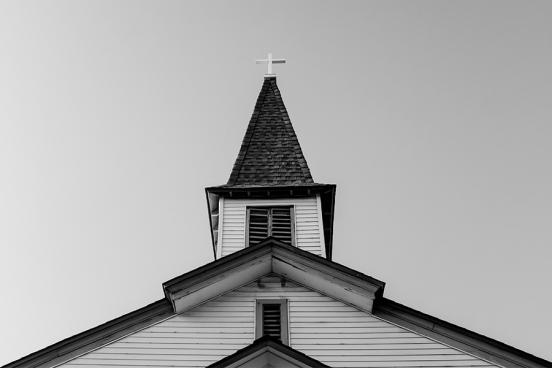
[256,299,289,344]
[262,304,282,339]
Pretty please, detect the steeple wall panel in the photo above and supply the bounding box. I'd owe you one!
[219,197,324,258]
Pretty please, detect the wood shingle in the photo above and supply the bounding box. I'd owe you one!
[226,76,314,186]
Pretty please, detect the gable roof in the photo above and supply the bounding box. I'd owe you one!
[4,237,551,368]
[162,237,385,314]
[206,336,331,368]
[373,298,552,368]
[2,299,173,368]
[226,76,314,187]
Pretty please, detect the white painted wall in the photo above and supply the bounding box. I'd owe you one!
[63,277,499,368]
[217,196,325,258]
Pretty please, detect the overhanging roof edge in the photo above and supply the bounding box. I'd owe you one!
[206,183,336,194]
[2,299,173,368]
[162,238,385,301]
[373,298,552,368]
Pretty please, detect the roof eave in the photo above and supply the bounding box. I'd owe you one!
[206,183,335,195]
[3,299,173,368]
[373,298,552,368]
[163,239,385,314]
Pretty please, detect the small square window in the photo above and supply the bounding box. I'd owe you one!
[255,299,289,344]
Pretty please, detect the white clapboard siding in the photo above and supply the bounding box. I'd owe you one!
[219,196,324,258]
[63,277,499,368]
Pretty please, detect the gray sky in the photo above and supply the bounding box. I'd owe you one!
[1,0,551,365]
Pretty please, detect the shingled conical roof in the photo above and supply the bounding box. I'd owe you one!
[226,77,314,186]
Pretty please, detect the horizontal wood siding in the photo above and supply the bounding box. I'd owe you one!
[219,197,323,258]
[63,277,498,368]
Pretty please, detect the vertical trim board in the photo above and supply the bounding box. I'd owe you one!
[216,197,225,259]
[315,194,326,259]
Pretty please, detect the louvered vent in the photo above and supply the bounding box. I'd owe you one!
[248,208,270,245]
[256,299,288,344]
[247,207,294,246]
[270,207,292,245]
[262,304,282,339]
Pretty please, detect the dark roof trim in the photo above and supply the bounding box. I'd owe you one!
[163,237,385,297]
[206,183,335,195]
[374,298,552,368]
[2,299,174,368]
[204,188,218,259]
[206,336,331,368]
[320,184,336,260]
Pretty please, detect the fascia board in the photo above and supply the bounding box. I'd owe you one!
[271,253,377,313]
[163,245,273,295]
[3,299,173,368]
[170,253,272,313]
[374,299,552,368]
[272,246,382,294]
[165,242,383,314]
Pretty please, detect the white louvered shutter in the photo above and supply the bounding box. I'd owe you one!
[247,208,270,246]
[247,206,294,246]
[270,207,293,245]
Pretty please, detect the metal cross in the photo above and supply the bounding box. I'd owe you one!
[256,53,286,76]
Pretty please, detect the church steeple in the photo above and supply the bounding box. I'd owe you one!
[206,74,336,261]
[227,76,314,186]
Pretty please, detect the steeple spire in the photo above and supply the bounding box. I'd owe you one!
[227,77,313,187]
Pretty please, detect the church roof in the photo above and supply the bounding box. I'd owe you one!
[206,336,331,368]
[4,238,551,368]
[226,76,314,187]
